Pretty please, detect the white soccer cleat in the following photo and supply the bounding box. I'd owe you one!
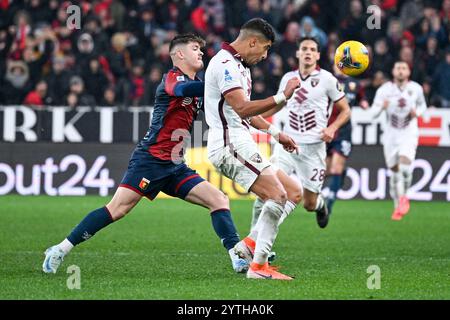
[228,248,249,273]
[232,258,249,273]
[42,246,65,274]
[233,239,254,264]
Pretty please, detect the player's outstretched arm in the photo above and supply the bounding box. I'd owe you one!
[321,97,351,143]
[224,77,300,118]
[173,82,205,97]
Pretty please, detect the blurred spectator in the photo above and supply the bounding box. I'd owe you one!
[300,16,327,49]
[252,79,269,100]
[399,0,424,30]
[100,86,118,107]
[45,55,73,105]
[275,21,300,73]
[201,0,226,35]
[243,0,269,23]
[76,33,96,73]
[0,60,32,104]
[65,92,79,108]
[432,48,450,108]
[365,71,388,105]
[67,76,96,107]
[398,46,425,82]
[143,65,163,106]
[339,0,366,43]
[82,57,110,104]
[105,32,132,81]
[23,79,51,107]
[372,38,395,75]
[419,36,441,77]
[129,61,146,106]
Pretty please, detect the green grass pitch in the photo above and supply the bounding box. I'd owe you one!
[0,195,449,300]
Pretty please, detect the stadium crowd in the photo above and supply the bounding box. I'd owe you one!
[0,0,449,108]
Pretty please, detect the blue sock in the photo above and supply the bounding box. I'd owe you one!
[327,174,343,212]
[67,207,114,246]
[210,209,240,251]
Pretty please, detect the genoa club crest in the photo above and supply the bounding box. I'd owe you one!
[311,78,320,87]
[139,178,150,190]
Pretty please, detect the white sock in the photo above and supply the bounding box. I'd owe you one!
[253,200,284,265]
[58,238,74,255]
[394,171,405,198]
[249,197,265,240]
[389,171,399,208]
[315,194,325,211]
[278,200,297,226]
[399,163,412,195]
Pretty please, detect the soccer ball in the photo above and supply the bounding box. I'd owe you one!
[334,41,370,77]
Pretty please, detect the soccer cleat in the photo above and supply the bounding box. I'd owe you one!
[42,245,65,274]
[233,237,254,264]
[232,258,249,273]
[268,251,277,263]
[391,208,403,221]
[247,262,293,280]
[315,203,330,228]
[398,196,410,216]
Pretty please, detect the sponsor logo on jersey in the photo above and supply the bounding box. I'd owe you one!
[224,69,233,82]
[176,75,185,82]
[139,178,150,190]
[182,97,193,106]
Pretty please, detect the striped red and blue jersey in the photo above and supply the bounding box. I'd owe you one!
[137,67,203,162]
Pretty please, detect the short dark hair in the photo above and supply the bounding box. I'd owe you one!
[169,33,206,53]
[297,36,320,51]
[240,18,275,43]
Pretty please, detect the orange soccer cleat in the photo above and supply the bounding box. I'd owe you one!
[397,196,410,216]
[247,262,293,280]
[391,208,403,221]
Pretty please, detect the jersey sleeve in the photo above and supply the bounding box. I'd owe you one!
[370,84,387,119]
[165,70,188,96]
[415,84,427,117]
[327,75,346,102]
[215,63,243,95]
[276,73,290,94]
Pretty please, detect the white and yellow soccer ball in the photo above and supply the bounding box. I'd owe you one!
[334,40,370,77]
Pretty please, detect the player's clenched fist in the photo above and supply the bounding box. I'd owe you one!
[283,77,301,99]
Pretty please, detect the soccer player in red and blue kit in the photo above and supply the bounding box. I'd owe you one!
[42,34,249,274]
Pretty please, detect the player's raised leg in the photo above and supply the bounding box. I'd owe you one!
[42,187,141,274]
[183,180,248,273]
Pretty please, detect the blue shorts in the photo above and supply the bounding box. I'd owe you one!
[119,148,205,200]
[327,137,352,158]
